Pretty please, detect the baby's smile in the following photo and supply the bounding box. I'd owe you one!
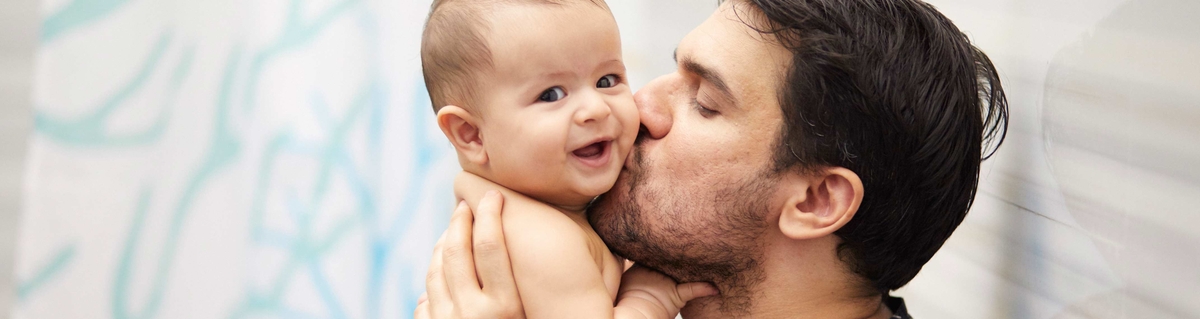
[571,139,613,168]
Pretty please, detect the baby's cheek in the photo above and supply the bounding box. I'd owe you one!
[617,101,640,138]
[622,98,641,126]
[615,123,638,160]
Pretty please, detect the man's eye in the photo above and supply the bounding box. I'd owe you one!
[597,74,619,88]
[693,99,719,117]
[538,87,566,102]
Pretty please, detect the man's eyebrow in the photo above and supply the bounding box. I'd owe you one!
[678,55,736,106]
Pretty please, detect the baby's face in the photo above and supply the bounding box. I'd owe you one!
[476,3,638,208]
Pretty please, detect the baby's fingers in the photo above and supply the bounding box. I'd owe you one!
[674,282,719,306]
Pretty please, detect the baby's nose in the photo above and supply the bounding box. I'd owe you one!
[574,92,612,125]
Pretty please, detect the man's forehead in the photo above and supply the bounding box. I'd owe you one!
[675,2,790,109]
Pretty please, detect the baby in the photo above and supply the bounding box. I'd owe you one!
[421,0,708,318]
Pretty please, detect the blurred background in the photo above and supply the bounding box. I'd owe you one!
[1,0,1197,318]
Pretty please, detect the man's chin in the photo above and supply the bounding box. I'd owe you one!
[681,287,753,318]
[587,186,628,243]
[590,164,635,226]
[680,296,720,318]
[587,170,647,263]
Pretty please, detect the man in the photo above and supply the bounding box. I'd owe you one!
[417,0,1007,317]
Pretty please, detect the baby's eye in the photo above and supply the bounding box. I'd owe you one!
[597,75,620,88]
[538,87,566,102]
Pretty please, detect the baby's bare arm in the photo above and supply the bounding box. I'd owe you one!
[614,266,719,319]
[454,172,544,215]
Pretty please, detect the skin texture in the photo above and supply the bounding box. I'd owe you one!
[431,2,715,319]
[421,1,896,319]
[589,1,791,305]
[417,192,525,319]
[588,2,890,318]
[436,2,638,211]
[414,191,717,319]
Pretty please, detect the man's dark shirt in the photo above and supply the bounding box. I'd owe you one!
[886,296,913,319]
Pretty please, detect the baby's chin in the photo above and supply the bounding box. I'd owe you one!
[521,163,624,210]
[569,171,622,200]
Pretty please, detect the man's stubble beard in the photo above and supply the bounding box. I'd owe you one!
[588,139,778,314]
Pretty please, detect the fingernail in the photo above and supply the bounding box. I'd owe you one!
[485,190,499,198]
[457,200,467,209]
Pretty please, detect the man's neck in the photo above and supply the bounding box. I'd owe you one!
[680,235,893,319]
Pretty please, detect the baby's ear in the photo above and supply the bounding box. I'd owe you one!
[436,105,488,165]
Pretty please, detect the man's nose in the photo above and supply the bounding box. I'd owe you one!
[633,74,676,140]
[574,90,612,125]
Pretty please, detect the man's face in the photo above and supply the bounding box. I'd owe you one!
[588,0,791,307]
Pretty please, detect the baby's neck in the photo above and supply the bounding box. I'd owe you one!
[548,202,589,216]
[460,169,593,217]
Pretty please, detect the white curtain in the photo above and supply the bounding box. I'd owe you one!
[13,1,710,318]
[12,0,1200,318]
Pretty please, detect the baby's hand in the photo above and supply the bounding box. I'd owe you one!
[614,265,718,319]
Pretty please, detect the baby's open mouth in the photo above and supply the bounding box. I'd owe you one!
[573,140,610,158]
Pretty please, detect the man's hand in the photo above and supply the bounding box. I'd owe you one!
[614,265,718,319]
[415,191,526,319]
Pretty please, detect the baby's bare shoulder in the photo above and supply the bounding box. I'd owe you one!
[452,172,595,270]
[453,171,589,242]
[499,195,591,250]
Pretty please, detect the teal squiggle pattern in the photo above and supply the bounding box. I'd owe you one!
[111,46,242,319]
[26,0,457,317]
[241,0,362,114]
[15,245,77,301]
[231,82,381,319]
[41,0,134,43]
[388,80,456,319]
[229,18,454,319]
[21,31,188,312]
[34,33,189,147]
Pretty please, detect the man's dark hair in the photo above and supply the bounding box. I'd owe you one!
[739,0,1008,292]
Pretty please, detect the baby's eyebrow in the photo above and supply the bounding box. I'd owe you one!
[536,71,575,82]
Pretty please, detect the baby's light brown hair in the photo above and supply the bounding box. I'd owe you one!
[420,0,611,113]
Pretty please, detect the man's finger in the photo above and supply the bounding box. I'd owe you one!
[442,200,481,303]
[473,191,518,295]
[675,282,719,305]
[414,299,430,319]
[425,235,450,312]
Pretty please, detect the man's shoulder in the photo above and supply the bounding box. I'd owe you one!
[885,295,913,319]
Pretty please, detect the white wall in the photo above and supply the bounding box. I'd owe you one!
[7,0,1200,318]
[900,1,1200,318]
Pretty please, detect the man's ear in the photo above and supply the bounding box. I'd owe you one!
[436,105,488,165]
[777,167,864,240]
